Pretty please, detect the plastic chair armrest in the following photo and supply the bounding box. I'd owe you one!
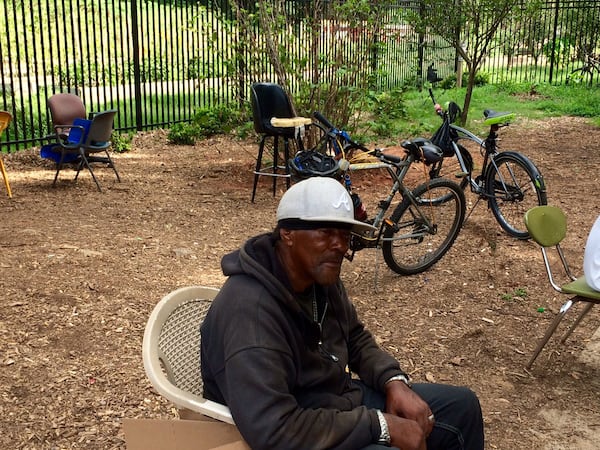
[54,124,86,148]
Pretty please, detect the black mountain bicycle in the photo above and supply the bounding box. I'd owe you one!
[290,112,466,276]
[426,89,547,239]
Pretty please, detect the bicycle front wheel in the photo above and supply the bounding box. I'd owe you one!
[486,151,547,239]
[382,178,466,275]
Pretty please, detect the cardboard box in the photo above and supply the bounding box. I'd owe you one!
[123,415,250,450]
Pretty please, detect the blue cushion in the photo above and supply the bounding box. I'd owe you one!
[40,144,80,163]
[67,118,92,144]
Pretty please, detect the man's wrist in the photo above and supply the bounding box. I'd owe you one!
[375,410,391,446]
[385,374,412,388]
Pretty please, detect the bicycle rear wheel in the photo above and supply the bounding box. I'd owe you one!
[486,151,547,239]
[382,178,466,275]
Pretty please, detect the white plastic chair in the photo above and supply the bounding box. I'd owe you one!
[142,285,234,424]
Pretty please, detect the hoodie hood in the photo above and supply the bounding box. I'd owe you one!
[221,233,303,317]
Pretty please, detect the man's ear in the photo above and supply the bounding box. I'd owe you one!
[279,228,294,246]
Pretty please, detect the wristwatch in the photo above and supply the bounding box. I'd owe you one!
[376,409,391,446]
[385,374,412,388]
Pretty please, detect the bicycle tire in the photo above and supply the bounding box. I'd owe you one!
[305,122,332,154]
[381,177,466,275]
[485,151,547,239]
[568,66,596,86]
[430,143,473,190]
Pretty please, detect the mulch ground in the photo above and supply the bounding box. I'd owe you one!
[1,117,599,449]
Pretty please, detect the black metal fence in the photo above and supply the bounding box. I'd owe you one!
[1,0,599,150]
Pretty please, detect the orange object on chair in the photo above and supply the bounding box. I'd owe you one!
[0,111,13,198]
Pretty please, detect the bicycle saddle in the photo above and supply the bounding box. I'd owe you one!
[483,109,516,126]
[401,139,444,165]
[289,150,340,180]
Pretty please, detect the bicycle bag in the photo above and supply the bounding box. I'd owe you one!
[431,121,454,156]
[431,102,461,157]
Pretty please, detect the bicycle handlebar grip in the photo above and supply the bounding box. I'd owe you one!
[428,88,436,104]
[313,111,335,129]
[379,152,402,164]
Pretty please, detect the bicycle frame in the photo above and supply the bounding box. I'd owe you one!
[344,151,440,250]
[449,122,535,202]
[308,110,466,274]
[311,112,442,246]
[449,123,496,195]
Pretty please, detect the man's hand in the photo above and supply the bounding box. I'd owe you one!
[384,413,426,450]
[385,380,434,437]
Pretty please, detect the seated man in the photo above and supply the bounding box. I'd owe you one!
[584,214,600,291]
[201,176,484,450]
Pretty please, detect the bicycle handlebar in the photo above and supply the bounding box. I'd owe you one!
[428,88,436,105]
[312,111,370,152]
[313,111,335,130]
[428,88,444,117]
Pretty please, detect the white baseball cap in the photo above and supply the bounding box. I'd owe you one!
[276,177,376,233]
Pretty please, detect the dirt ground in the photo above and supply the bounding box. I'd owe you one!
[1,115,599,450]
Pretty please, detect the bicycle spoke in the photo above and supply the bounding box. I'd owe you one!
[382,178,465,275]
[487,152,547,239]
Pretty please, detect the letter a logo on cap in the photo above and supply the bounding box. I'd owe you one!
[332,191,351,211]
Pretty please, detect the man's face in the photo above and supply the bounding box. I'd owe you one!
[280,227,351,289]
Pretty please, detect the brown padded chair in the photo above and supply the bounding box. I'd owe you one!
[47,93,88,138]
[0,111,13,198]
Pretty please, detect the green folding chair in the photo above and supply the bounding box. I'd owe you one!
[524,205,600,369]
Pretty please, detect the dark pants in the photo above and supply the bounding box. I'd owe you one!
[357,381,484,450]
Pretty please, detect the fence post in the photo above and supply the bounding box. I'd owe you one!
[548,0,561,84]
[131,0,143,132]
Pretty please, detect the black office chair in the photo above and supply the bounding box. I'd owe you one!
[250,83,311,202]
[50,109,121,192]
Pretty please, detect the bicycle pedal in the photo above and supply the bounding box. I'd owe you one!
[455,172,468,179]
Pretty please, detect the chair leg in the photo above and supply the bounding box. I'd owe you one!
[526,298,574,369]
[272,136,279,197]
[53,152,69,187]
[252,136,267,203]
[560,300,594,344]
[77,154,103,192]
[103,150,121,182]
[284,137,291,190]
[0,157,12,198]
[252,134,293,201]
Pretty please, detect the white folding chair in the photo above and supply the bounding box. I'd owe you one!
[142,285,234,424]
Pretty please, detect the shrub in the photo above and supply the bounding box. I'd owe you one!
[111,132,134,153]
[168,123,198,145]
[167,103,244,144]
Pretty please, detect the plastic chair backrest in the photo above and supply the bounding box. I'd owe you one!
[524,205,567,248]
[142,285,234,424]
[0,110,11,134]
[48,93,87,127]
[250,83,295,135]
[84,110,117,147]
